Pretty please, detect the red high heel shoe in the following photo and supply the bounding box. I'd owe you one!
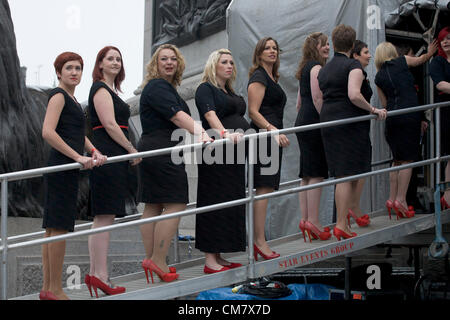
[253,244,280,261]
[85,274,93,297]
[386,200,394,219]
[45,291,60,300]
[142,259,179,284]
[304,221,331,242]
[299,220,307,242]
[393,200,415,219]
[39,290,48,300]
[90,275,125,298]
[204,265,230,274]
[333,227,357,241]
[347,209,370,227]
[223,262,242,269]
[441,196,450,210]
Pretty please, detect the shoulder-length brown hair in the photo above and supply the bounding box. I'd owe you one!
[141,44,185,88]
[248,37,281,81]
[295,32,328,80]
[92,46,125,92]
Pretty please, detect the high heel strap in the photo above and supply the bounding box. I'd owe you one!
[305,221,331,241]
[347,209,370,227]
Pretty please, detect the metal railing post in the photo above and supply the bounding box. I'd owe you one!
[247,135,255,279]
[1,178,8,300]
[435,105,441,193]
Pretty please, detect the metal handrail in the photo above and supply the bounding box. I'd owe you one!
[1,100,449,299]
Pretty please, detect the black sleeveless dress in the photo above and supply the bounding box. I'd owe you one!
[375,56,422,161]
[137,78,190,204]
[248,67,287,190]
[43,88,85,232]
[194,82,250,253]
[294,60,328,178]
[430,55,450,156]
[88,81,131,217]
[318,53,372,177]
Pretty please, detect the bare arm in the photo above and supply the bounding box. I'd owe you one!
[248,81,289,147]
[404,40,438,68]
[93,88,140,165]
[310,65,323,114]
[42,93,95,169]
[348,69,387,120]
[296,86,301,112]
[171,111,211,142]
[436,81,450,94]
[204,111,242,143]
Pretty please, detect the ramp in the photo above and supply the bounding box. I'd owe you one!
[12,209,449,300]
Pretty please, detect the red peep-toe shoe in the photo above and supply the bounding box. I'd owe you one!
[304,221,331,242]
[385,200,394,219]
[90,275,125,298]
[299,220,307,242]
[142,259,179,284]
[253,244,280,261]
[347,209,370,227]
[333,227,357,241]
[393,200,415,219]
[441,196,450,210]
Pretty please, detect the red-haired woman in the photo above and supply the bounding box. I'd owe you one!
[41,52,106,300]
[85,46,140,298]
[430,26,450,210]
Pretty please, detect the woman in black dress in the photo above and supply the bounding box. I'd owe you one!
[195,49,249,273]
[294,32,331,242]
[248,37,288,260]
[318,25,386,241]
[346,40,373,227]
[430,26,450,210]
[138,44,211,283]
[375,40,437,219]
[86,46,140,297]
[41,52,106,300]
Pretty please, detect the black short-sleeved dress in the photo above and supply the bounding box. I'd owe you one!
[430,55,450,156]
[318,53,372,177]
[294,60,328,178]
[43,88,85,232]
[194,82,250,253]
[137,78,190,204]
[248,67,287,190]
[88,81,131,217]
[375,56,422,161]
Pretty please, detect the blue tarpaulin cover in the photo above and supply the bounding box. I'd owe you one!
[197,284,334,300]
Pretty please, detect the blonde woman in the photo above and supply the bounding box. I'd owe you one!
[375,40,437,219]
[194,49,249,273]
[138,44,211,283]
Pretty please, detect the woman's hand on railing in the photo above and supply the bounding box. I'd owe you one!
[371,107,387,120]
[275,134,290,148]
[224,131,244,144]
[91,149,107,167]
[128,146,142,166]
[76,155,96,169]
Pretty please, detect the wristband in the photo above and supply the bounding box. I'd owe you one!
[265,123,271,130]
[91,148,96,154]
[221,129,228,138]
